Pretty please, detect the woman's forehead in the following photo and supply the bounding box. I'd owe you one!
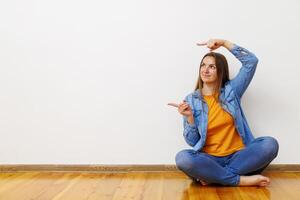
[202,56,216,64]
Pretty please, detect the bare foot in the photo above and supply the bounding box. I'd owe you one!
[199,180,209,186]
[238,175,270,187]
[193,178,209,186]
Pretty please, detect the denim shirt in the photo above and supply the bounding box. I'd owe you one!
[183,44,259,151]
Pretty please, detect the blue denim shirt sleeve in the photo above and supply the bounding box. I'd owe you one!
[229,44,259,98]
[182,95,200,147]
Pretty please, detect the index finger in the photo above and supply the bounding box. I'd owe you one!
[167,103,179,108]
[196,42,207,46]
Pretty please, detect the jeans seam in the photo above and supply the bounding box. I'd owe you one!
[234,175,240,186]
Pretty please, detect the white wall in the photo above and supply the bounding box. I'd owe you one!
[0,0,299,164]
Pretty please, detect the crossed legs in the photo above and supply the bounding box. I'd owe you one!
[175,136,279,186]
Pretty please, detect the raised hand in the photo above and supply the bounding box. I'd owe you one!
[197,39,226,51]
[167,101,193,117]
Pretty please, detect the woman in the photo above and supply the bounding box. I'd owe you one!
[168,39,279,186]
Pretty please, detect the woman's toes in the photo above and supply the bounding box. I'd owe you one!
[200,180,208,186]
[239,175,271,186]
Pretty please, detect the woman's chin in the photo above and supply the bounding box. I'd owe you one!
[202,80,215,84]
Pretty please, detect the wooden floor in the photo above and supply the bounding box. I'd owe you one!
[0,171,299,200]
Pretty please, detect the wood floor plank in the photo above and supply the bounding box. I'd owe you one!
[267,172,300,200]
[139,172,164,200]
[86,172,125,200]
[237,186,270,200]
[161,171,190,200]
[0,172,66,200]
[0,173,23,185]
[0,171,299,200]
[215,187,242,200]
[0,172,40,195]
[186,182,221,200]
[111,172,148,200]
[51,173,83,200]
[34,172,85,200]
[44,173,103,200]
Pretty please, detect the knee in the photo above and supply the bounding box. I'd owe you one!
[175,149,196,172]
[260,136,279,159]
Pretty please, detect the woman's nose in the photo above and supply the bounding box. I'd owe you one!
[202,67,209,72]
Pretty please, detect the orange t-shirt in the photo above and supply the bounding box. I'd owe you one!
[202,93,245,156]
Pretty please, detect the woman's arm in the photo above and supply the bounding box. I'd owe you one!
[182,95,200,147]
[222,40,235,51]
[183,117,200,147]
[198,39,259,98]
[168,95,200,147]
[227,42,259,98]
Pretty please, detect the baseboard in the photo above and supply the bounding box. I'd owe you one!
[264,164,300,171]
[0,164,299,172]
[0,164,177,172]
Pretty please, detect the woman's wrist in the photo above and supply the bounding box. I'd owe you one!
[187,116,195,125]
[222,40,234,50]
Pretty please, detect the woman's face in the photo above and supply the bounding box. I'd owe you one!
[200,56,218,84]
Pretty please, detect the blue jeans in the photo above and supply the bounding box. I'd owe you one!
[175,136,279,186]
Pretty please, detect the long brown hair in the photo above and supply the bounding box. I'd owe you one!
[195,52,230,97]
